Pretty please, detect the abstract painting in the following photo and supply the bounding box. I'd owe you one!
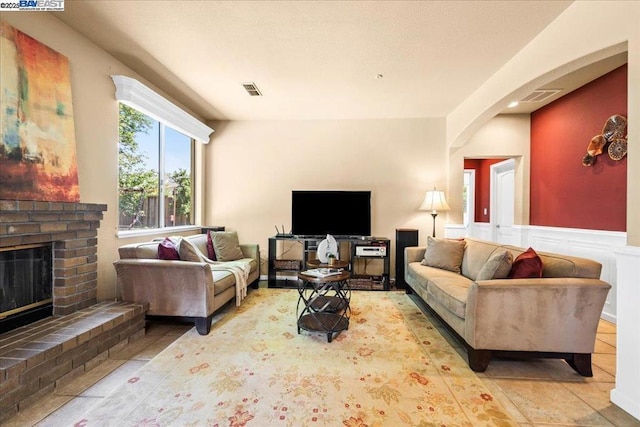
[1,22,79,202]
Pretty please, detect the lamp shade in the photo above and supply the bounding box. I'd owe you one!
[419,189,450,213]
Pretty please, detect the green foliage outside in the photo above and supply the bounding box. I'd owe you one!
[118,104,156,225]
[118,104,193,227]
[168,168,191,221]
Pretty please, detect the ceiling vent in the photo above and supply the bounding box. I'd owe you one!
[520,89,562,103]
[241,82,262,97]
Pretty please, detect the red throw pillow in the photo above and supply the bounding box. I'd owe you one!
[508,247,543,278]
[206,231,217,261]
[158,237,180,260]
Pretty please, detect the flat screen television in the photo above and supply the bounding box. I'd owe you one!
[291,190,371,236]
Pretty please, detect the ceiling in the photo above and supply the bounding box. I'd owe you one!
[55,1,625,122]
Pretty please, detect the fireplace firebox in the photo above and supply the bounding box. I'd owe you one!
[0,200,108,332]
[0,244,53,334]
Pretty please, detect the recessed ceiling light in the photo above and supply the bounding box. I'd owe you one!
[507,101,519,108]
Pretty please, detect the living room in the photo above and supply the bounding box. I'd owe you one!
[1,1,639,424]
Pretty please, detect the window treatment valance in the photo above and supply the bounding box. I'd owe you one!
[111,75,213,143]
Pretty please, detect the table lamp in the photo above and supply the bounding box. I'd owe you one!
[419,187,450,237]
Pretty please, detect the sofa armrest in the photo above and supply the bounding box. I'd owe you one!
[464,277,611,353]
[240,244,259,261]
[240,244,260,274]
[405,246,426,264]
[114,259,215,317]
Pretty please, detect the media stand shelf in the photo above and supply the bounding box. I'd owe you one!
[268,235,390,290]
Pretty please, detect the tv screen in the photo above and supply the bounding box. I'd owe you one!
[291,191,371,236]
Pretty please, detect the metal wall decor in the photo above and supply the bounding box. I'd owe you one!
[582,114,627,166]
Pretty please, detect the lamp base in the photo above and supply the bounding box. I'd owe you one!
[431,212,438,238]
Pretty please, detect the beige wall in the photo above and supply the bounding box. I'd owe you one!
[205,119,446,272]
[1,13,206,301]
[448,115,530,225]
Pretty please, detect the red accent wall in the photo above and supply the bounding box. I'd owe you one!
[530,65,627,231]
[464,158,507,223]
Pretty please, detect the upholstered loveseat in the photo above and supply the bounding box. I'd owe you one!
[114,232,259,335]
[404,237,611,376]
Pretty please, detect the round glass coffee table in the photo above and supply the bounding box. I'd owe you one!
[296,270,351,343]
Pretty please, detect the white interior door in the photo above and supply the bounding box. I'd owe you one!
[491,159,515,244]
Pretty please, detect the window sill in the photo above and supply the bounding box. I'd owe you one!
[116,225,201,239]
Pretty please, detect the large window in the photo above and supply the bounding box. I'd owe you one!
[118,104,194,230]
[112,75,213,234]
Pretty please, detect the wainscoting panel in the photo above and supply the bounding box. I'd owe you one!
[529,235,564,253]
[467,223,492,241]
[524,226,625,322]
[445,223,626,322]
[611,245,640,421]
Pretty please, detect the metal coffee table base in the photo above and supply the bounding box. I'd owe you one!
[297,271,351,342]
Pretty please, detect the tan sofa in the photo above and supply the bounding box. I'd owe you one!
[404,237,611,376]
[114,233,259,335]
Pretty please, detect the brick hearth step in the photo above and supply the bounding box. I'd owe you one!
[0,301,148,422]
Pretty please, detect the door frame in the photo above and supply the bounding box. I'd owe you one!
[463,168,476,229]
[490,158,516,241]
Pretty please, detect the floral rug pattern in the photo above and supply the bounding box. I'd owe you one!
[75,289,516,426]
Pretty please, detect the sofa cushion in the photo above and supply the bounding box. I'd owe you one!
[509,247,543,278]
[426,270,473,319]
[406,262,433,295]
[476,249,513,281]
[408,262,471,319]
[212,231,245,262]
[421,236,465,274]
[178,238,207,263]
[206,232,217,260]
[185,234,209,259]
[460,239,502,280]
[158,237,180,260]
[211,269,235,295]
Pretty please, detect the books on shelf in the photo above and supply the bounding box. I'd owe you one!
[302,268,343,278]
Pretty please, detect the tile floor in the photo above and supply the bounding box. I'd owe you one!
[3,321,193,427]
[414,296,640,427]
[4,289,639,427]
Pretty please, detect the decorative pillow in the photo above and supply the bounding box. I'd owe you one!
[206,231,217,261]
[211,231,244,262]
[157,237,180,260]
[509,247,544,279]
[178,237,207,263]
[476,249,513,281]
[420,236,466,274]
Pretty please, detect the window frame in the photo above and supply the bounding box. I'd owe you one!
[112,75,213,238]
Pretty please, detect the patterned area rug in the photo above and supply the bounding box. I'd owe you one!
[75,289,516,426]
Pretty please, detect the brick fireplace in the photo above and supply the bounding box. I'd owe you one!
[0,200,107,321]
[0,200,150,421]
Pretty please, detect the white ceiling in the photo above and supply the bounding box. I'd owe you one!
[55,1,623,122]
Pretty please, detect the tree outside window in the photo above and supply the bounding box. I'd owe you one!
[118,104,193,230]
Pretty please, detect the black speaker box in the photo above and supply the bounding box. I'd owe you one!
[395,229,418,289]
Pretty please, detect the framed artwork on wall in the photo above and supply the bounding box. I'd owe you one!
[0,22,79,202]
